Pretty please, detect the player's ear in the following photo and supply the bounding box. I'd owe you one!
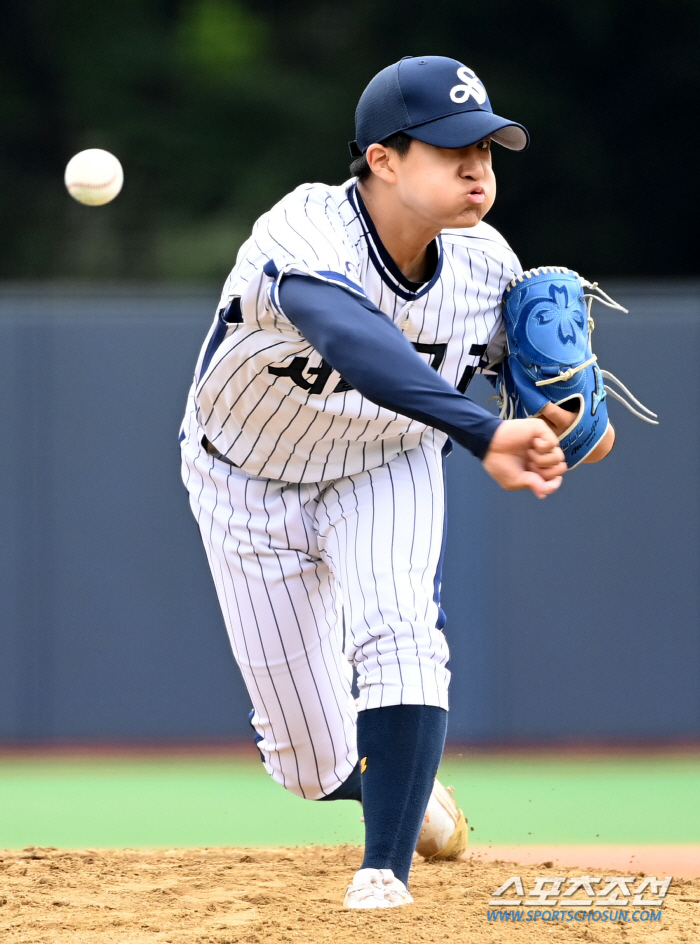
[364,143,396,184]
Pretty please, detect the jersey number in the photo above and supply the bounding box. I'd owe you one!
[456,343,488,393]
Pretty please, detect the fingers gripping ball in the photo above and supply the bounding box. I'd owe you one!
[64,149,124,206]
[497,267,657,469]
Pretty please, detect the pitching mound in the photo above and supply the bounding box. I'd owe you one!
[1,845,698,943]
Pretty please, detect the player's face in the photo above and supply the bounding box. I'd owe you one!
[392,138,496,229]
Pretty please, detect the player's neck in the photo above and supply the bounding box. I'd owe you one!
[358,180,439,284]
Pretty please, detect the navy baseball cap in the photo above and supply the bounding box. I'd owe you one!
[350,56,529,156]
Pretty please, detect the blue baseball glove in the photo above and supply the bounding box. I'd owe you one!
[497,267,657,469]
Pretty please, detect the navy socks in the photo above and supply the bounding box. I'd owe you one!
[357,704,448,886]
[316,704,448,887]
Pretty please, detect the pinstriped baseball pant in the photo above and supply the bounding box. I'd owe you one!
[181,438,451,800]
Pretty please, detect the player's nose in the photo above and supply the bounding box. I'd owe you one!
[459,154,486,179]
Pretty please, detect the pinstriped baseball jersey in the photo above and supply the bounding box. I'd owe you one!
[184,178,521,483]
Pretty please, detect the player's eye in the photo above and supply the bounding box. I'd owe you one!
[476,138,491,150]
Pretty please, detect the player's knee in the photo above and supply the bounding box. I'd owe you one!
[256,739,357,801]
[265,764,350,801]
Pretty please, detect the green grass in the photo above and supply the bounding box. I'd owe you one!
[1,754,698,850]
[439,755,700,846]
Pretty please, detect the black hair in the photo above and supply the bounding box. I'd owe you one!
[349,131,413,182]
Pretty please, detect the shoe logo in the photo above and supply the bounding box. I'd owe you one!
[450,66,487,105]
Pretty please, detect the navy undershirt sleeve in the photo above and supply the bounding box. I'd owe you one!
[277,274,501,460]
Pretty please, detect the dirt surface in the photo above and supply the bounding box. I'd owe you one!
[1,845,698,943]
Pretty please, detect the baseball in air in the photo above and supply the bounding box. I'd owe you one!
[64,149,124,206]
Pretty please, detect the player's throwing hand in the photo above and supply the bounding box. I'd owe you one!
[482,418,566,498]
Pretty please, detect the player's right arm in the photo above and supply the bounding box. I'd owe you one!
[278,275,564,497]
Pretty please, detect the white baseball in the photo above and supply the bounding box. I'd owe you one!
[64,149,124,206]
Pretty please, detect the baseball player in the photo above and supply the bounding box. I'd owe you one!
[180,55,569,909]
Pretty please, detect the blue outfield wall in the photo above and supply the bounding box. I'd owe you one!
[0,281,698,743]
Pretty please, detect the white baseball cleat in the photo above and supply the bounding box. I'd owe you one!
[415,779,469,859]
[343,868,414,909]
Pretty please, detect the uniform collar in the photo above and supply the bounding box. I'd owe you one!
[349,183,443,301]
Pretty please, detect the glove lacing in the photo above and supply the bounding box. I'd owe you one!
[500,268,658,425]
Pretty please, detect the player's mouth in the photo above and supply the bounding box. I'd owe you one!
[466,187,486,204]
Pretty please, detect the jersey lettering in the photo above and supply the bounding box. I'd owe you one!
[333,375,354,393]
[268,356,334,395]
[268,341,448,397]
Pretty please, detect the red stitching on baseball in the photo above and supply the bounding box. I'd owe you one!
[67,173,118,190]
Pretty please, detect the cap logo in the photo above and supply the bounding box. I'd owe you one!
[449,66,487,105]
